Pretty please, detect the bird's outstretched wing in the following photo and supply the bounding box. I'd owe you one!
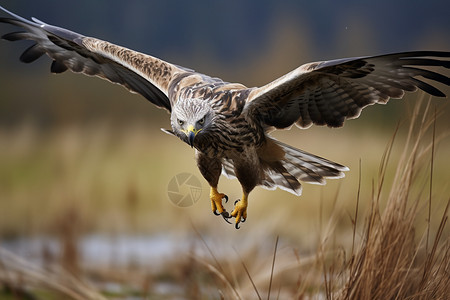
[244,51,450,129]
[0,6,195,112]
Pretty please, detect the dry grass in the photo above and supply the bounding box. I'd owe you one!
[0,247,106,299]
[0,97,449,299]
[337,98,450,300]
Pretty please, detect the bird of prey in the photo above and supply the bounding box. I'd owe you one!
[1,6,449,229]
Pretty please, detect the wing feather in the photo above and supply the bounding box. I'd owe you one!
[245,51,450,129]
[0,6,195,112]
[19,43,45,63]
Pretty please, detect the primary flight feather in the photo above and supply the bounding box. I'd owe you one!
[1,6,448,228]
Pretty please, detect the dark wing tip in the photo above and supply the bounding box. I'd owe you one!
[19,44,45,63]
[1,31,28,41]
[410,78,446,97]
[50,60,68,73]
[404,50,450,58]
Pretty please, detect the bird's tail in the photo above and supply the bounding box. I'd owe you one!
[271,140,349,195]
[221,139,349,196]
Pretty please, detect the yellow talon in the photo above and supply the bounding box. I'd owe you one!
[210,187,227,215]
[231,193,248,228]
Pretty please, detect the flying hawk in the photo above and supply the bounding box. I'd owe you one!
[1,6,449,228]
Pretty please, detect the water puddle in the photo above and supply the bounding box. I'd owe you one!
[0,234,196,269]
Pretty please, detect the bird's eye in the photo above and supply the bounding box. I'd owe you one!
[198,117,205,125]
[177,119,184,126]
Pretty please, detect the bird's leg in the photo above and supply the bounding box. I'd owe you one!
[195,152,231,224]
[210,187,231,223]
[230,191,248,229]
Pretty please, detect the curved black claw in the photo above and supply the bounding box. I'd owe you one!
[241,217,246,223]
[223,195,229,203]
[221,211,232,224]
[235,222,240,229]
[213,210,220,216]
[234,199,240,205]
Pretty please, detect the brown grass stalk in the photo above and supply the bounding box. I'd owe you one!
[338,96,450,300]
[0,246,106,300]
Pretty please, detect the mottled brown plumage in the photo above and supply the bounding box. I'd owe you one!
[1,6,449,228]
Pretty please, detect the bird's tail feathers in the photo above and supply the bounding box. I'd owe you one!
[221,140,348,196]
[268,140,348,195]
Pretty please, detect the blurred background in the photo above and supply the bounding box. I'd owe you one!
[0,0,449,298]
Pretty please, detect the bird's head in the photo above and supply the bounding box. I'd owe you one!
[170,98,215,148]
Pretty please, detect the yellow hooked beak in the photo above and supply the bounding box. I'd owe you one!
[183,124,202,148]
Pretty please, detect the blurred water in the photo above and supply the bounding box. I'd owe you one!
[1,234,194,269]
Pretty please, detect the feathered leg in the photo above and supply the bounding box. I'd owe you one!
[196,151,231,223]
[230,149,262,229]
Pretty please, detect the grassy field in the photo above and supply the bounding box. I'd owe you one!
[0,97,449,299]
